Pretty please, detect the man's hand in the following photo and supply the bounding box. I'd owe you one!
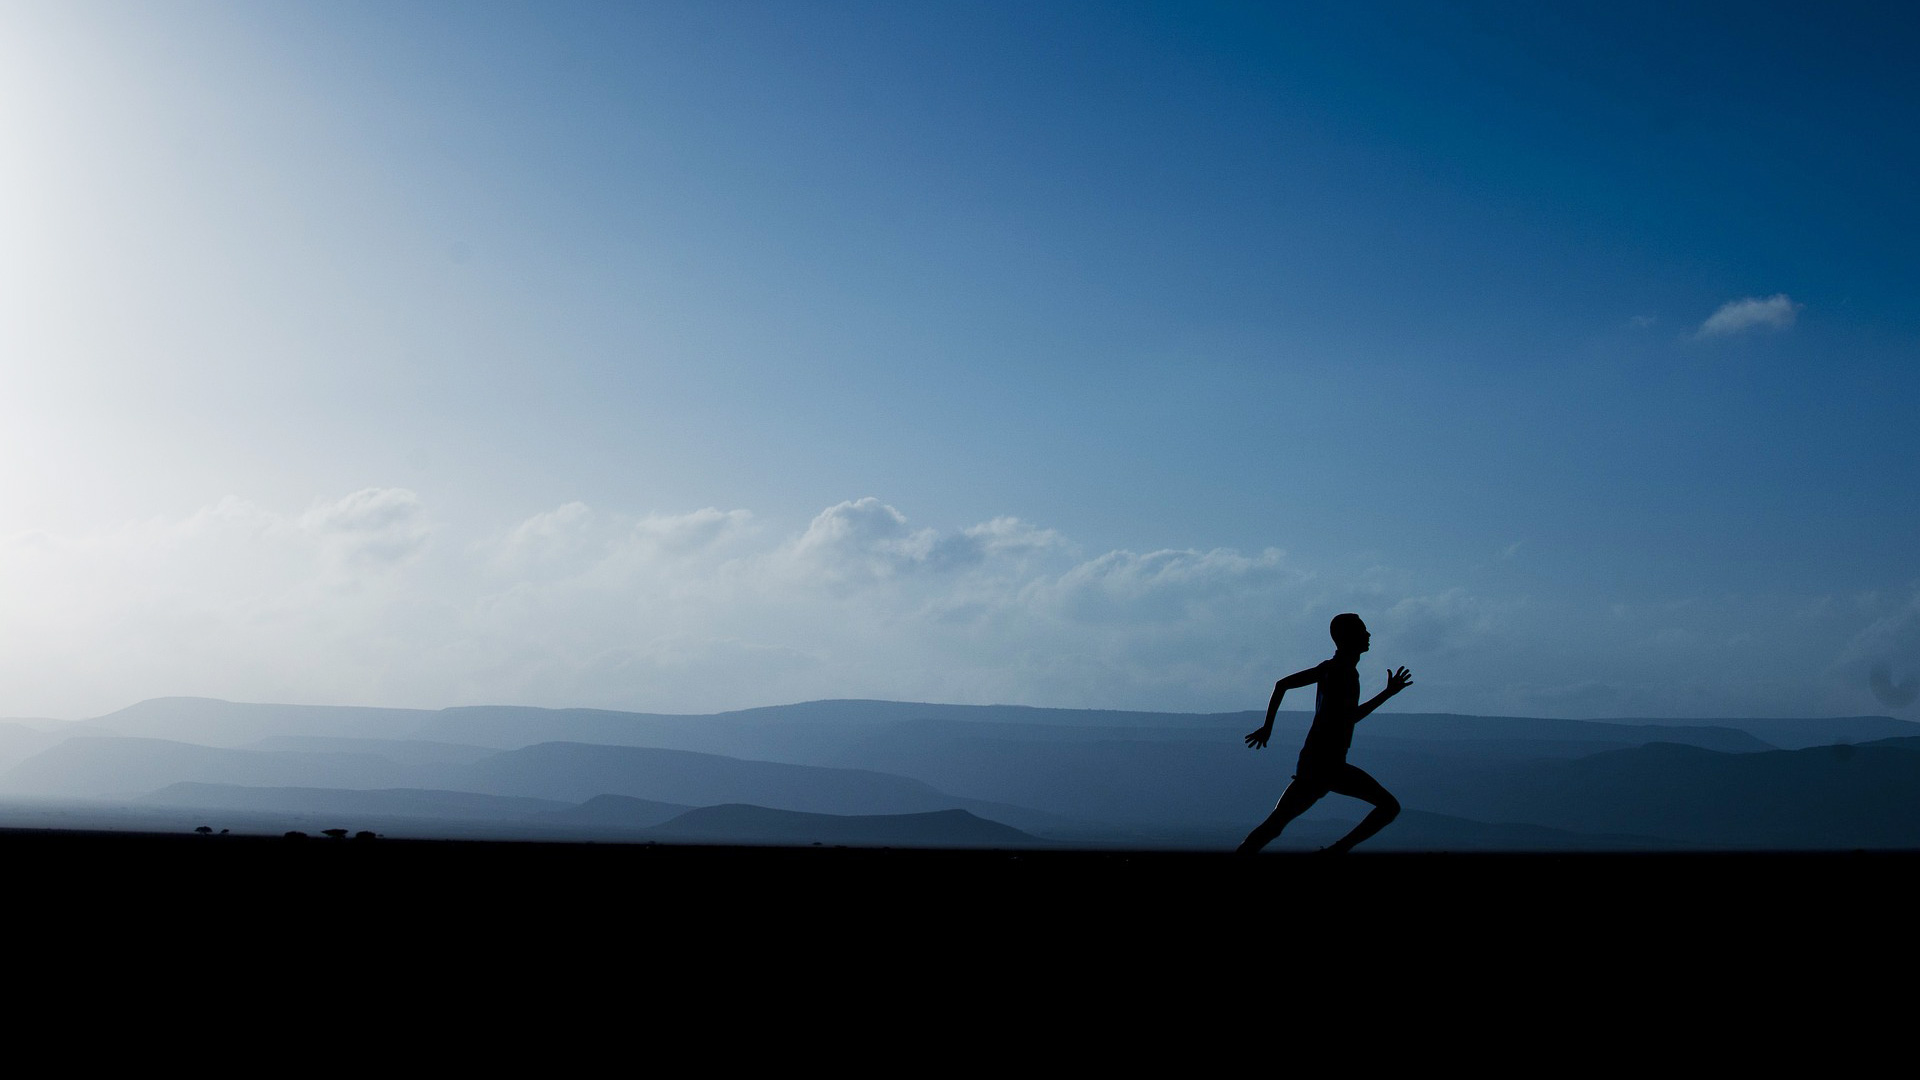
[1245,726,1272,749]
[1385,666,1413,696]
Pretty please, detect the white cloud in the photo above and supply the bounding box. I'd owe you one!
[1378,588,1500,658]
[493,502,595,573]
[631,507,754,556]
[778,498,1060,586]
[1036,547,1295,625]
[962,516,1065,558]
[298,487,433,568]
[1695,293,1802,338]
[787,497,937,583]
[1830,591,1920,713]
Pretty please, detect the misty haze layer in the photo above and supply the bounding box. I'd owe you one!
[4,697,1916,852]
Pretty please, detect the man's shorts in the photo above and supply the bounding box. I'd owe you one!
[1288,761,1392,804]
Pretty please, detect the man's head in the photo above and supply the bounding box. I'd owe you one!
[1330,613,1370,654]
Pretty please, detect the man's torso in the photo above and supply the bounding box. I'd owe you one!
[1298,657,1360,772]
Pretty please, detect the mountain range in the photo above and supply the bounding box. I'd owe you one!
[2,697,1915,850]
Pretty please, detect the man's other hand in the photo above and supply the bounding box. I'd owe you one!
[1386,666,1413,696]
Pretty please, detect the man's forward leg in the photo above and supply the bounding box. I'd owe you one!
[1322,765,1401,854]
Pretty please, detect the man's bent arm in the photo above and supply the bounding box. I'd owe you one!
[1247,666,1322,748]
[1268,667,1323,722]
[1353,666,1413,723]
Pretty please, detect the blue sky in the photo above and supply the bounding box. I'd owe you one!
[1,1,1916,720]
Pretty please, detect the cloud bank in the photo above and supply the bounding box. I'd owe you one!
[0,490,1895,721]
[0,491,1384,717]
[1695,293,1802,337]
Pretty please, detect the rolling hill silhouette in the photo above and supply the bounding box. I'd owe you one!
[451,741,1062,832]
[0,736,448,798]
[240,736,501,766]
[537,793,695,830]
[11,696,1920,849]
[644,804,1040,847]
[0,722,82,773]
[1437,737,1920,847]
[138,782,573,820]
[88,698,440,747]
[1278,808,1684,851]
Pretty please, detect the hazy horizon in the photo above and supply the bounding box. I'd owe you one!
[8,690,1911,730]
[3,3,1916,723]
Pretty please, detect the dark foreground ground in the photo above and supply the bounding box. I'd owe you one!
[8,828,1910,1063]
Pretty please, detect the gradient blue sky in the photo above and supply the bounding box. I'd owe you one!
[1,1,1916,720]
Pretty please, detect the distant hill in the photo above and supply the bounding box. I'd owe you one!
[451,741,1063,833]
[89,698,440,747]
[646,804,1040,848]
[538,794,694,830]
[1433,738,1920,848]
[1212,808,1686,853]
[0,737,452,799]
[0,722,77,773]
[240,736,501,766]
[1360,713,1775,752]
[1342,809,1686,852]
[1594,716,1920,750]
[138,782,573,820]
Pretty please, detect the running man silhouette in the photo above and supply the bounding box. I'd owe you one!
[1237,613,1412,854]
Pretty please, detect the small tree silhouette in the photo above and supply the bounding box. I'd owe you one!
[194,825,213,835]
[321,828,349,840]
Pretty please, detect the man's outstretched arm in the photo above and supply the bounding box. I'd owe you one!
[1352,666,1413,724]
[1245,666,1322,749]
